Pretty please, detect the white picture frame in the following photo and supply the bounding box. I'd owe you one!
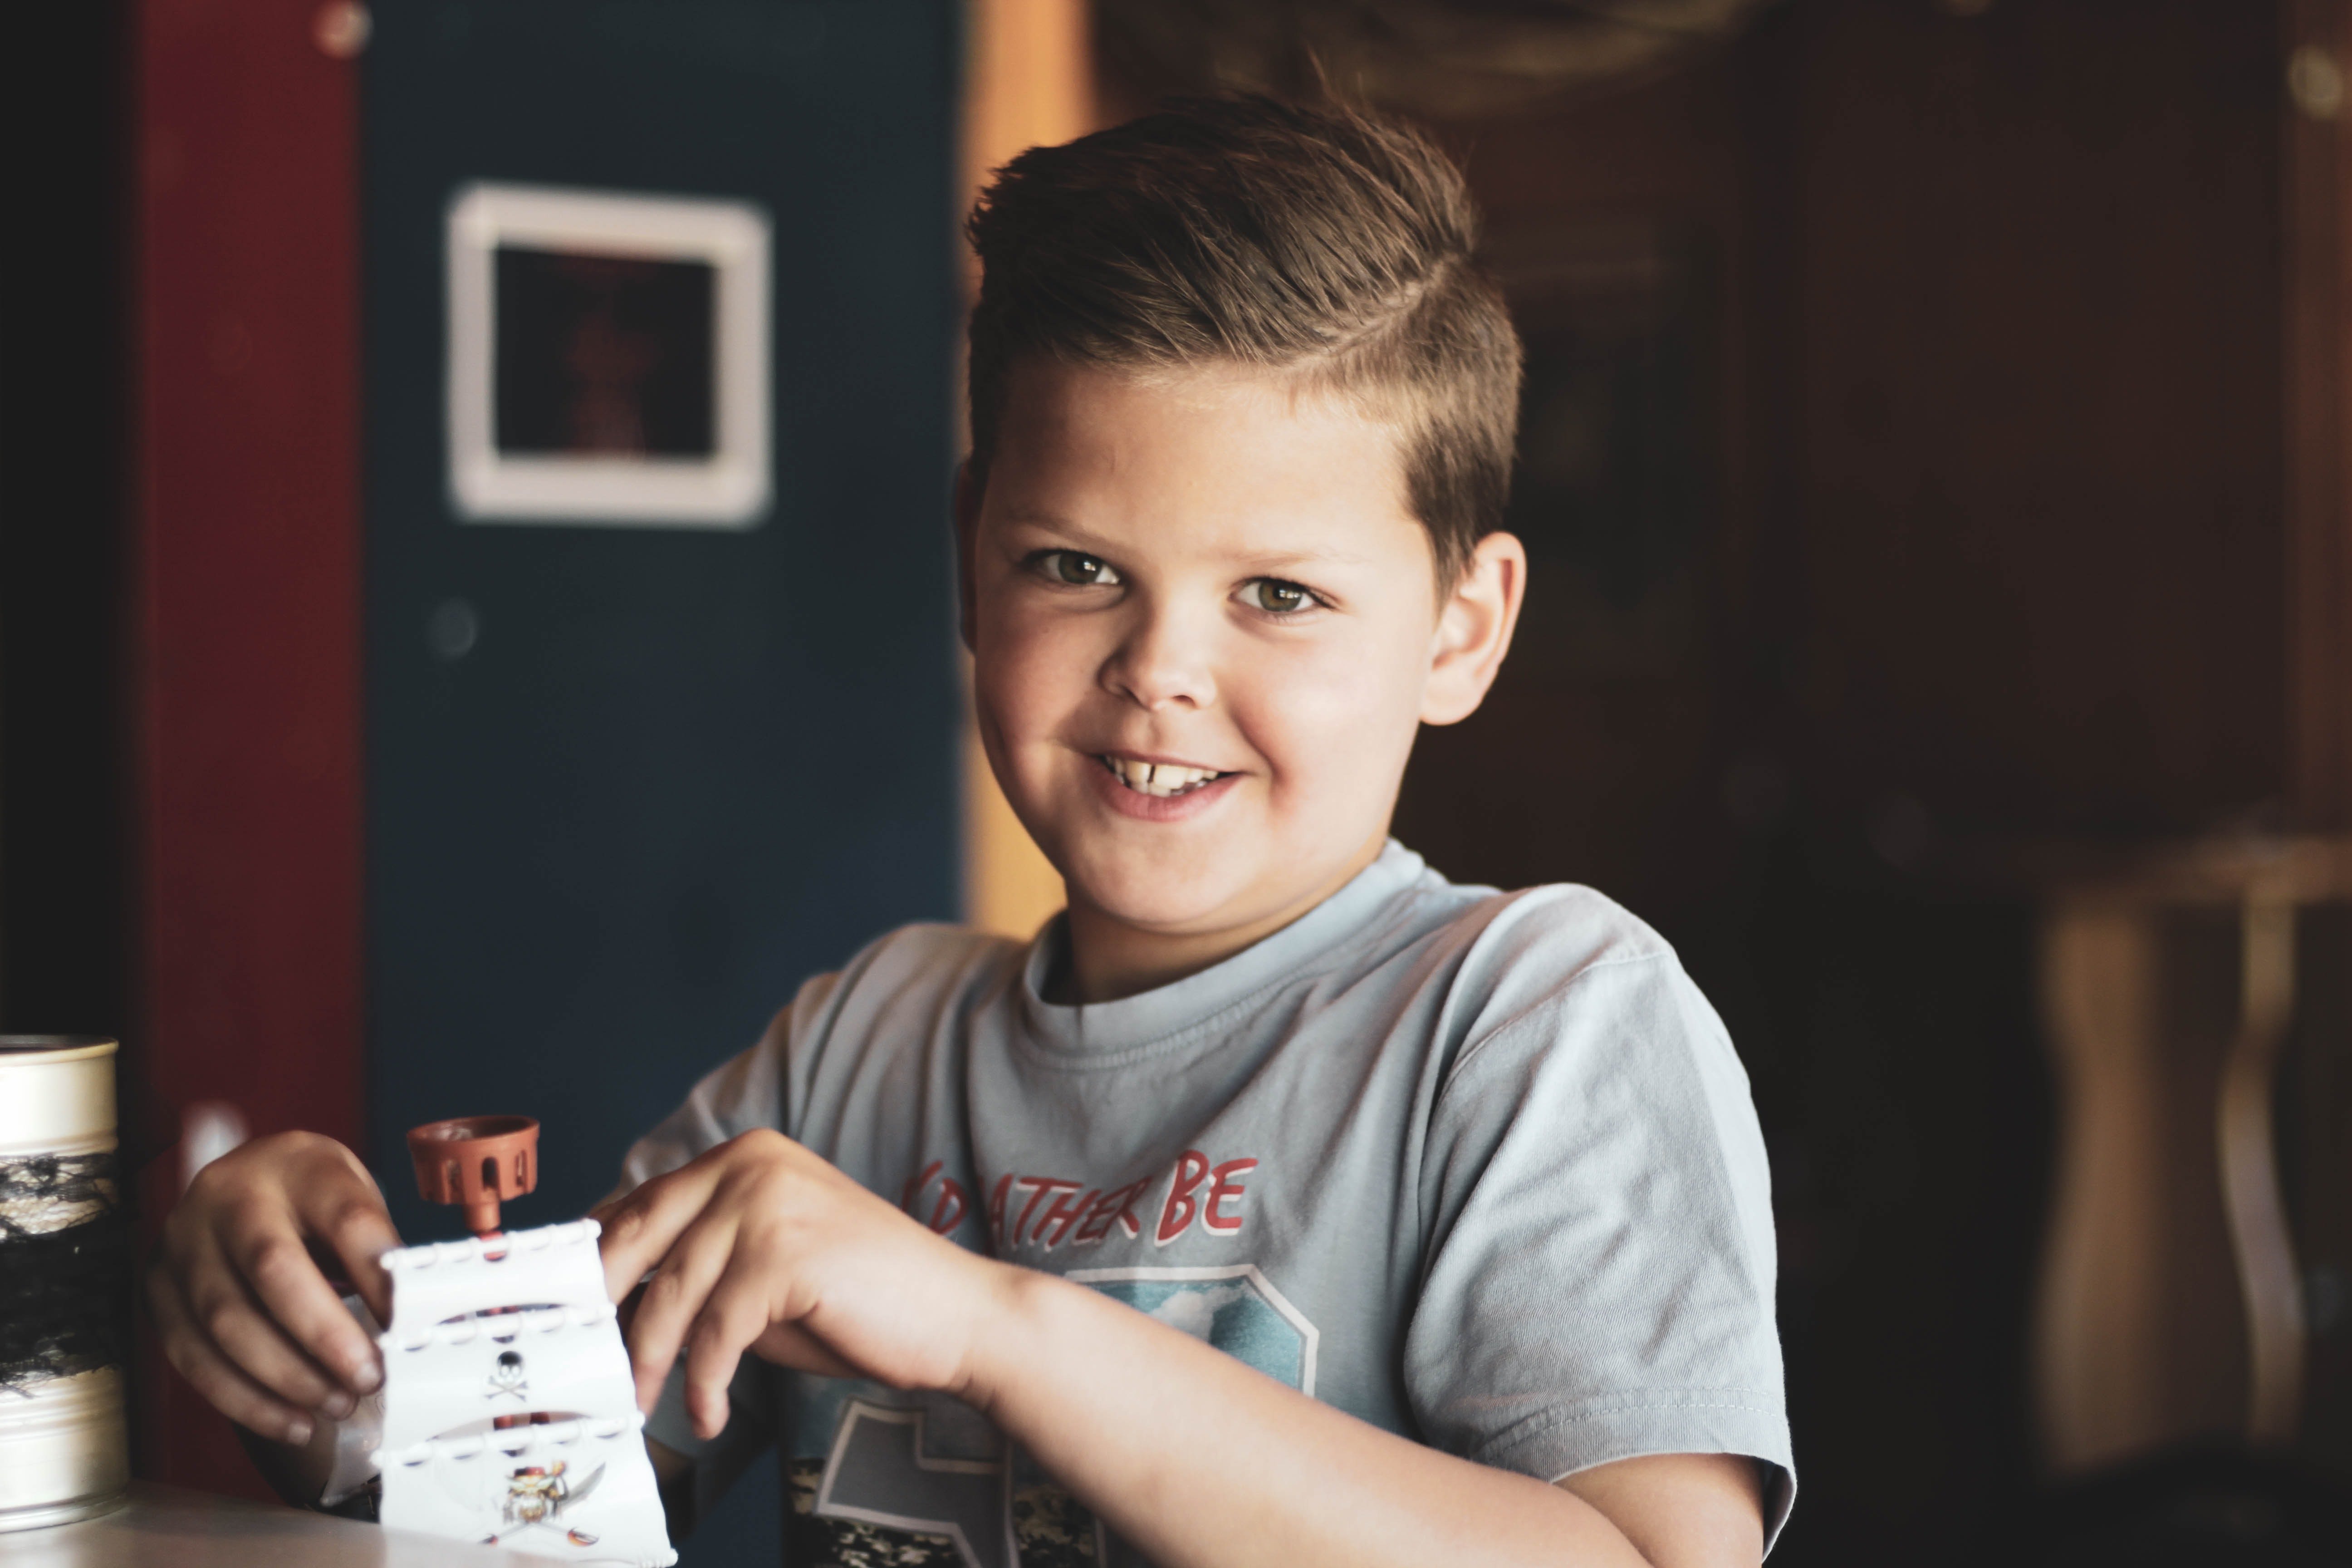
[446,182,771,528]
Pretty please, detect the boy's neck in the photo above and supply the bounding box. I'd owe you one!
[1054,830,1391,1004]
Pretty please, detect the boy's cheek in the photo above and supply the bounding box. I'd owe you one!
[973,616,1109,736]
[1235,640,1422,762]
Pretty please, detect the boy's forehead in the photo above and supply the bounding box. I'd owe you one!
[987,360,1423,559]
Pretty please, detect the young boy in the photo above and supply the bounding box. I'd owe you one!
[152,97,1791,1566]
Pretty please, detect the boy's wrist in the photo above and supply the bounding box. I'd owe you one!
[950,1255,1060,1419]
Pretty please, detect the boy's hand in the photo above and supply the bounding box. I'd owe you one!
[148,1132,401,1446]
[593,1130,1010,1440]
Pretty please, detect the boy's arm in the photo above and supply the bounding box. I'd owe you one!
[969,1266,1760,1568]
[1557,1451,1764,1568]
[601,1130,1764,1568]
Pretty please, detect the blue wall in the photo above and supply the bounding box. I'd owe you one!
[363,5,964,1558]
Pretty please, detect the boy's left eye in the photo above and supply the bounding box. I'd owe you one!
[1244,578,1316,614]
[1037,550,1121,587]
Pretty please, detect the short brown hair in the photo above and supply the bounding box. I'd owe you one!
[965,95,1523,588]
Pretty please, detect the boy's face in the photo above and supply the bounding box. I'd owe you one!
[960,360,1518,962]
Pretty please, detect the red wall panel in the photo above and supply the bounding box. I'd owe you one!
[133,0,363,1494]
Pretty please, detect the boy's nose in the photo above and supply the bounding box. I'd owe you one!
[1101,604,1218,712]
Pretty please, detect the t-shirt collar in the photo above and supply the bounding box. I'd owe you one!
[1015,839,1428,1060]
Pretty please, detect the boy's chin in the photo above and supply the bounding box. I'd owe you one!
[1058,849,1262,936]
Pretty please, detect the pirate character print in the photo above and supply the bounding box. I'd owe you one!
[486,1459,606,1548]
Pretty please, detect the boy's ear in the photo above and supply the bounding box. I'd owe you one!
[953,459,982,655]
[1421,531,1526,727]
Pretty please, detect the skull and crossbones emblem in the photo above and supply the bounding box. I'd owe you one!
[485,1349,527,1401]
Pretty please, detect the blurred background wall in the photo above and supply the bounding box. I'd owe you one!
[6,1,2352,1564]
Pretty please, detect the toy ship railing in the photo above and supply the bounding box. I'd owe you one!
[378,1409,646,1470]
[379,1218,607,1289]
[385,1302,619,1353]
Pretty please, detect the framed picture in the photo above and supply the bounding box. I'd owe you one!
[446,182,771,527]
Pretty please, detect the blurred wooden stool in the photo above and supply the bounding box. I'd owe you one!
[2007,836,2352,1474]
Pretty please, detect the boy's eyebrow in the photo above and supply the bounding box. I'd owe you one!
[1240,547,1376,570]
[992,509,1103,543]
[994,511,1376,570]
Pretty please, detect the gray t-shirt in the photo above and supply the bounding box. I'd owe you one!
[621,842,1793,1565]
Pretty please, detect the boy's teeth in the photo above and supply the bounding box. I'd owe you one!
[1104,757,1222,797]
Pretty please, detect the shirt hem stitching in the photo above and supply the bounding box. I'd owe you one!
[1465,1392,1787,1468]
[1433,948,1687,1104]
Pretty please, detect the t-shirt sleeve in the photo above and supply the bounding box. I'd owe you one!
[609,992,815,1485]
[612,993,807,1198]
[1406,946,1795,1549]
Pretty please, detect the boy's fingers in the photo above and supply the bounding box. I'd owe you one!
[594,1162,724,1306]
[681,1260,781,1441]
[150,1272,319,1444]
[624,1214,740,1415]
[225,1214,382,1399]
[186,1255,351,1416]
[293,1173,402,1335]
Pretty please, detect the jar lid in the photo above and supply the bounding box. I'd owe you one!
[0,1037,118,1156]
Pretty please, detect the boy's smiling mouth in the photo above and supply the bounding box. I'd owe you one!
[1097,754,1228,798]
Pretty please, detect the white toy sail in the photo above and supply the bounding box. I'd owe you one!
[372,1220,676,1567]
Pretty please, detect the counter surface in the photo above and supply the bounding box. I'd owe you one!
[0,1482,565,1565]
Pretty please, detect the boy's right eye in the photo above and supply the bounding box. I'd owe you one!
[1036,550,1121,587]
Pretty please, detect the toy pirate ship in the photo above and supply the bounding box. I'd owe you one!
[372,1117,675,1566]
